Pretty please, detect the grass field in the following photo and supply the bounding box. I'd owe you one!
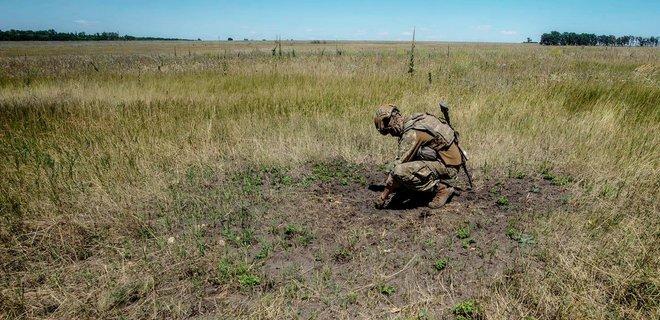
[1,40,658,319]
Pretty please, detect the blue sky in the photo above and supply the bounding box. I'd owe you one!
[1,0,658,42]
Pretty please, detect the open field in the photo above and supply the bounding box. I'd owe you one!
[1,41,658,319]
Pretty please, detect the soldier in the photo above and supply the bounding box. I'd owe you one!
[373,104,464,209]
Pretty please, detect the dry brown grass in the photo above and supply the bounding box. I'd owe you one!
[1,41,658,319]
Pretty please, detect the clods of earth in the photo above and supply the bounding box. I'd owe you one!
[197,162,569,318]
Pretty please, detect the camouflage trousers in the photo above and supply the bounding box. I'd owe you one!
[391,160,459,193]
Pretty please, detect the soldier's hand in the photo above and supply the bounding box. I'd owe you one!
[374,196,386,209]
[374,199,385,209]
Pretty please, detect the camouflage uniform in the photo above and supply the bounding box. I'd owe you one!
[389,113,462,193]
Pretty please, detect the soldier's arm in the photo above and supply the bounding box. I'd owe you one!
[392,131,419,168]
[376,132,426,208]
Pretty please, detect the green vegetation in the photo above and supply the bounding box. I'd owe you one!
[376,284,396,296]
[539,165,573,186]
[282,224,314,246]
[0,41,657,319]
[496,195,509,206]
[255,244,271,260]
[461,238,476,249]
[434,258,448,271]
[333,246,352,262]
[451,299,483,320]
[237,274,261,287]
[217,258,261,288]
[456,226,471,239]
[304,162,366,186]
[506,222,536,245]
[540,31,658,46]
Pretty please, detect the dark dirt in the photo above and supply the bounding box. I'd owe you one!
[206,163,569,318]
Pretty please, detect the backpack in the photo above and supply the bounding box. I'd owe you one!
[403,113,463,166]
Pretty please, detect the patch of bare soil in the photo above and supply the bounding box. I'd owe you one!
[208,163,568,318]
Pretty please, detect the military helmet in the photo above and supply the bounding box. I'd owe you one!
[373,104,399,135]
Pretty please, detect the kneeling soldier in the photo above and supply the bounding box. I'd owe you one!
[373,104,463,209]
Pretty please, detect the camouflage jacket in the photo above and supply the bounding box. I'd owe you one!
[391,113,463,168]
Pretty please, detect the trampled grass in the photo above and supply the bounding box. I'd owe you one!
[0,41,658,319]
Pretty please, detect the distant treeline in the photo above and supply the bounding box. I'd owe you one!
[0,29,189,41]
[540,31,658,46]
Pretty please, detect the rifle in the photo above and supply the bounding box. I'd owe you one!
[439,101,474,191]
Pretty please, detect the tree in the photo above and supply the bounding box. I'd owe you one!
[539,31,654,47]
[540,31,562,45]
[0,28,185,41]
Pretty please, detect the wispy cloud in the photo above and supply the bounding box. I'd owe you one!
[401,31,413,36]
[377,31,389,36]
[500,30,518,35]
[74,19,98,26]
[473,24,492,32]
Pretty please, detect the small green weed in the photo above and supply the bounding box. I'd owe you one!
[434,258,448,271]
[260,165,293,187]
[238,274,260,287]
[451,299,483,320]
[284,224,301,237]
[298,233,315,246]
[341,292,358,307]
[496,195,509,206]
[376,284,396,296]
[282,224,314,246]
[541,170,556,181]
[222,227,255,246]
[456,226,470,239]
[540,164,572,186]
[539,161,554,179]
[305,162,366,186]
[232,169,263,195]
[506,222,536,245]
[551,175,573,186]
[217,258,261,288]
[461,238,476,249]
[255,244,271,260]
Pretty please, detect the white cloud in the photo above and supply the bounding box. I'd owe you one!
[473,25,492,32]
[401,31,413,36]
[74,19,98,26]
[377,31,389,36]
[500,30,518,35]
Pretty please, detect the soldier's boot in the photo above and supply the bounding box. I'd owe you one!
[428,185,455,209]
